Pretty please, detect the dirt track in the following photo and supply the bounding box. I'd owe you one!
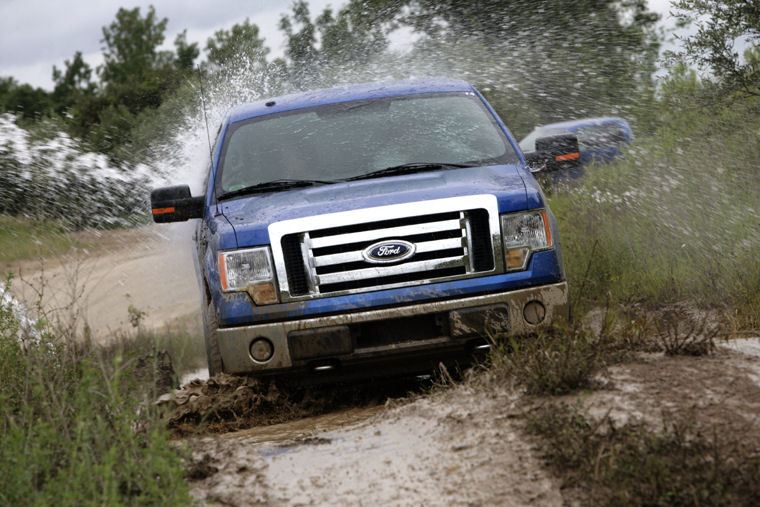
[4,222,200,338]
[184,379,563,506]
[8,226,760,505]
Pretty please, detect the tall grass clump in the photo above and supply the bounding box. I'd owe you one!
[0,280,191,505]
[527,404,760,505]
[550,79,760,330]
[491,323,607,395]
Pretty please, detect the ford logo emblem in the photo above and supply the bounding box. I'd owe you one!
[362,240,416,264]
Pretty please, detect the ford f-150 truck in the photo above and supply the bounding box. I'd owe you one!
[151,78,575,379]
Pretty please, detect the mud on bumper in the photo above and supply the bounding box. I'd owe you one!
[217,282,568,377]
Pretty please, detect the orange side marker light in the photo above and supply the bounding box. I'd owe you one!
[541,210,553,247]
[555,152,580,162]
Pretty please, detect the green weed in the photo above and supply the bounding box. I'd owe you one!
[0,279,191,505]
[490,322,607,395]
[0,216,81,264]
[548,94,760,333]
[106,313,207,381]
[527,404,760,505]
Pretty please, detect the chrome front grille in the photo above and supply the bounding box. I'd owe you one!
[269,195,503,301]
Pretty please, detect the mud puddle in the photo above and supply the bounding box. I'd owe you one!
[175,338,760,505]
[160,373,434,436]
[184,378,562,506]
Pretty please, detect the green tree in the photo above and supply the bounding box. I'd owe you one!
[672,0,760,96]
[315,0,399,66]
[205,18,269,69]
[174,29,200,72]
[100,6,168,87]
[0,77,53,119]
[279,0,402,88]
[94,6,184,155]
[51,51,96,114]
[280,1,320,87]
[404,0,661,132]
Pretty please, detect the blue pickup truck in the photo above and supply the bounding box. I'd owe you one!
[520,117,633,178]
[151,79,571,379]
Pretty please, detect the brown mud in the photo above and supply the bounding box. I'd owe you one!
[182,374,564,506]
[170,340,760,505]
[158,373,431,436]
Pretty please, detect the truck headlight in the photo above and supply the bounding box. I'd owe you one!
[218,247,279,305]
[501,210,553,271]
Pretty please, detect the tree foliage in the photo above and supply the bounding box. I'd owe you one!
[279,0,402,88]
[100,6,169,86]
[0,78,52,120]
[206,18,269,69]
[672,0,760,97]
[405,0,660,132]
[0,0,715,164]
[51,51,96,115]
[174,29,200,72]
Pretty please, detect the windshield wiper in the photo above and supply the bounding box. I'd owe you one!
[218,179,332,200]
[345,162,479,181]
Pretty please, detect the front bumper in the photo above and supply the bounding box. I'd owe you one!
[217,281,568,376]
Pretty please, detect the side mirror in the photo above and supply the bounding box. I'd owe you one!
[525,133,580,173]
[150,185,204,223]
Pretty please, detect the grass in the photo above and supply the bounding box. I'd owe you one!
[0,216,87,265]
[108,312,207,382]
[0,279,192,505]
[507,90,760,505]
[526,404,760,505]
[490,322,608,395]
[547,97,760,331]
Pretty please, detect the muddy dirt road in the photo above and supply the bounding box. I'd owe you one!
[4,222,200,337]
[179,342,760,505]
[8,225,760,505]
[184,380,563,506]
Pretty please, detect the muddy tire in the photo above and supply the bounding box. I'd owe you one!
[202,300,224,376]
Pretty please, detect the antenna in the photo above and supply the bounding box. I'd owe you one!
[197,64,213,160]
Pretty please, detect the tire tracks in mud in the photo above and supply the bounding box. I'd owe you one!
[178,339,760,505]
[184,379,563,506]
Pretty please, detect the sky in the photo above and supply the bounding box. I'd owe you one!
[1,0,678,91]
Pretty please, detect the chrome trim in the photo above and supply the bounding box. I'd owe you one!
[461,212,474,272]
[300,233,318,293]
[269,194,503,302]
[215,281,569,374]
[316,256,464,285]
[314,237,462,267]
[309,219,461,249]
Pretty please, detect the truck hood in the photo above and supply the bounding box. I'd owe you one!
[219,164,533,247]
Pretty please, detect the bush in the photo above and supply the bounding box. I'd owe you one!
[548,91,760,331]
[490,323,606,395]
[527,403,760,505]
[0,279,191,505]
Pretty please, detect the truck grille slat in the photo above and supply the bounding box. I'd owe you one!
[309,219,462,249]
[313,237,465,267]
[270,195,504,301]
[316,256,466,285]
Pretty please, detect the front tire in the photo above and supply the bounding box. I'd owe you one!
[202,300,224,376]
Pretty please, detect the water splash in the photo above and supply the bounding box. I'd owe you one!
[0,114,161,228]
[0,281,39,343]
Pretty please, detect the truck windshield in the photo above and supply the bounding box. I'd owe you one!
[217,92,519,195]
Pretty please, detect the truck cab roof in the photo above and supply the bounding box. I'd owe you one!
[226,78,477,124]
